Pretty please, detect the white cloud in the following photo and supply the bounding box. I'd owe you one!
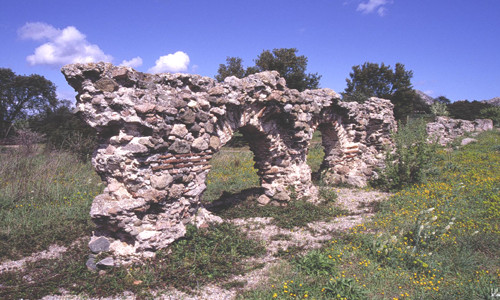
[357,0,391,16]
[18,22,59,40]
[120,56,143,68]
[377,6,387,16]
[148,51,190,73]
[18,22,112,67]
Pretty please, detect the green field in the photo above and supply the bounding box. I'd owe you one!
[0,131,498,299]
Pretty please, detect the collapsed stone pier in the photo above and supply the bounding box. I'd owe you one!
[62,62,396,260]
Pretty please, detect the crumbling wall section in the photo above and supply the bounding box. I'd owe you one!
[316,99,396,186]
[427,116,493,145]
[62,63,396,260]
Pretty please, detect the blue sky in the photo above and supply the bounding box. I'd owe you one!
[1,0,499,102]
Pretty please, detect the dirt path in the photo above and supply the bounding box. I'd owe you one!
[0,245,68,274]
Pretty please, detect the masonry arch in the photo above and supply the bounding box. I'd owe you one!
[209,102,314,205]
[201,128,261,207]
[61,62,396,260]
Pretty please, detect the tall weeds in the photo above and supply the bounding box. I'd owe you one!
[0,149,102,260]
[373,118,438,191]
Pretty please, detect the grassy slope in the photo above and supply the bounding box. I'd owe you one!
[0,131,498,299]
[0,150,102,260]
[242,131,500,299]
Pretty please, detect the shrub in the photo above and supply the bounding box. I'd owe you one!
[480,106,500,126]
[322,276,367,299]
[430,101,449,116]
[13,129,45,154]
[60,131,97,162]
[447,100,491,120]
[294,249,338,276]
[409,207,455,254]
[372,118,438,191]
[30,105,97,161]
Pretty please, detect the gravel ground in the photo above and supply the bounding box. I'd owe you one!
[0,245,68,274]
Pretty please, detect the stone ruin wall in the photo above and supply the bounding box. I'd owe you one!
[62,62,396,261]
[426,116,493,145]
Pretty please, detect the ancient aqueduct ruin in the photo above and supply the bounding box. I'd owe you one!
[62,62,398,263]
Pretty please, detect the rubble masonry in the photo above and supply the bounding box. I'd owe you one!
[62,62,396,260]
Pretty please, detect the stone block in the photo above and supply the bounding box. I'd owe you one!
[89,237,110,253]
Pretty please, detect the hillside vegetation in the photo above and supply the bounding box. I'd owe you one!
[0,129,498,299]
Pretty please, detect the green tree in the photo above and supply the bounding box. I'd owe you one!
[447,100,491,120]
[435,96,451,104]
[343,62,420,120]
[0,68,57,138]
[215,48,321,91]
[344,62,394,100]
[215,57,247,82]
[30,100,97,161]
[251,48,321,91]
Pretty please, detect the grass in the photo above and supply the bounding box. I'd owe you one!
[214,196,345,229]
[0,223,266,299]
[241,130,500,299]
[203,130,325,204]
[205,138,342,228]
[307,131,325,175]
[1,130,498,299]
[0,149,102,260]
[203,137,340,229]
[0,147,267,299]
[203,149,260,203]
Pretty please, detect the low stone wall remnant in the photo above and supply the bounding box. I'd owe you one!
[61,62,396,262]
[427,116,493,145]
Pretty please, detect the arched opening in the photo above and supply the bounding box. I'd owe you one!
[306,120,346,186]
[307,130,325,182]
[238,124,276,183]
[317,122,343,174]
[201,127,264,207]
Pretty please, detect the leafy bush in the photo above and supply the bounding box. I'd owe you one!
[60,131,97,162]
[430,101,449,116]
[318,184,338,203]
[480,106,500,126]
[372,118,438,191]
[322,276,368,299]
[13,129,45,154]
[294,249,338,276]
[307,140,325,175]
[409,207,455,254]
[447,100,491,120]
[30,105,97,161]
